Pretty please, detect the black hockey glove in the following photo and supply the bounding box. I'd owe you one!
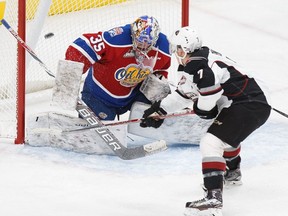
[193,99,218,119]
[140,101,167,128]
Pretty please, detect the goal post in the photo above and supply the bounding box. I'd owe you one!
[0,0,189,144]
[15,0,26,144]
[0,0,26,144]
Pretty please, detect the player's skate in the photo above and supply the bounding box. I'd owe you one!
[184,189,223,216]
[224,167,242,186]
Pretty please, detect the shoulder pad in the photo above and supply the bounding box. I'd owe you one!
[155,33,170,55]
[103,24,132,47]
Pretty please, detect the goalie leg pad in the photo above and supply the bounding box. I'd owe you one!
[26,112,127,155]
[128,101,211,145]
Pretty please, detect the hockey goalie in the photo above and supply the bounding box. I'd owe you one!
[26,16,211,155]
[26,58,211,156]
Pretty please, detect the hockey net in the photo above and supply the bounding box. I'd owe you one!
[0,0,188,143]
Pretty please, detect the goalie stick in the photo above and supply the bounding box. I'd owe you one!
[30,109,195,134]
[76,101,167,159]
[62,109,195,133]
[1,18,167,160]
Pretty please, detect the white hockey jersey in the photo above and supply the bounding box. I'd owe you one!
[161,47,270,113]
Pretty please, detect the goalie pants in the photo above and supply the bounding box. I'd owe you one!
[81,82,150,120]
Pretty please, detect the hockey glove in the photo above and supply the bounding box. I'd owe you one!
[140,101,167,128]
[193,99,218,119]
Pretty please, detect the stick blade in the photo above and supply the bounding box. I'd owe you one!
[120,140,168,160]
[143,140,168,155]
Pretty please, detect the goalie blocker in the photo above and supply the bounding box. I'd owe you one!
[52,60,84,110]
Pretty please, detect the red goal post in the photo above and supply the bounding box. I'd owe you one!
[0,0,189,144]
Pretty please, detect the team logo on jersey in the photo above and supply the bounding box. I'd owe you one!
[213,120,223,125]
[108,27,124,37]
[115,64,152,87]
[178,75,187,85]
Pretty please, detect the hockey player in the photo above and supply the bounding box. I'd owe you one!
[64,15,171,120]
[140,27,271,216]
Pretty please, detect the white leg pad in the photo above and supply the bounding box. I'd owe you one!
[128,101,212,145]
[26,112,127,155]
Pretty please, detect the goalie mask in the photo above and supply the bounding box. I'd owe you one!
[131,15,160,57]
[169,27,202,64]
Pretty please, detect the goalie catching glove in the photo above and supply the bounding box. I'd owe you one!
[140,101,167,128]
[193,99,218,119]
[140,73,171,103]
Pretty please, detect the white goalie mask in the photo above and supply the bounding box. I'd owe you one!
[169,27,202,60]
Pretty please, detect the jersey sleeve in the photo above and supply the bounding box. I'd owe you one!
[160,71,197,113]
[65,32,105,73]
[160,89,194,113]
[196,67,224,111]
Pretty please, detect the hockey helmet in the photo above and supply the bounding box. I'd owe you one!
[131,15,160,53]
[169,26,202,59]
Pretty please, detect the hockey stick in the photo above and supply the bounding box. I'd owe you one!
[1,18,167,160]
[76,101,167,159]
[69,106,288,133]
[0,19,55,78]
[62,109,195,133]
[272,107,288,118]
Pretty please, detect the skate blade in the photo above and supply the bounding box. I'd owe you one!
[184,207,223,216]
[224,180,243,188]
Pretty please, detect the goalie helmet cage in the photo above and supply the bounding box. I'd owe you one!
[0,0,189,144]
